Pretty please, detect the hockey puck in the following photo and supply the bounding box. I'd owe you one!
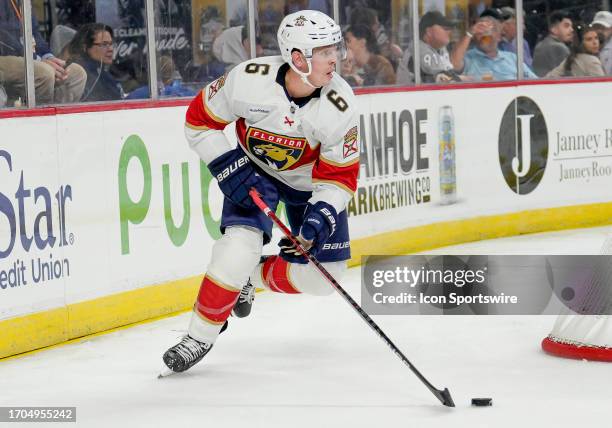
[471,398,493,406]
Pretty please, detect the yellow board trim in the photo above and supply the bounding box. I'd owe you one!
[2,202,612,360]
[348,202,612,267]
[0,276,202,360]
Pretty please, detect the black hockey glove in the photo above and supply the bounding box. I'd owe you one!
[207,149,269,209]
[278,237,308,264]
[279,201,338,263]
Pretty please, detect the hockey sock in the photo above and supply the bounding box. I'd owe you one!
[259,256,302,294]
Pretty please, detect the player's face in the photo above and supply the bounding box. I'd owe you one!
[309,44,342,86]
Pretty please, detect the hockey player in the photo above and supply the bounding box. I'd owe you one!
[161,10,359,374]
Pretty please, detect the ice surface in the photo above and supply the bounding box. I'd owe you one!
[1,226,611,427]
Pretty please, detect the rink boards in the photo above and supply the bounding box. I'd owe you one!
[1,81,612,358]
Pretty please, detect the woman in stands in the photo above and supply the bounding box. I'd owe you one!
[344,24,396,86]
[546,25,606,77]
[67,23,125,102]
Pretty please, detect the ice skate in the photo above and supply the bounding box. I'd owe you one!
[232,281,255,318]
[161,335,214,376]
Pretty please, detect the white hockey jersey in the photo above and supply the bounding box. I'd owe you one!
[185,56,359,212]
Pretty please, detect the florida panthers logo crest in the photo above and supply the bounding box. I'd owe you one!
[246,128,307,171]
[294,15,308,26]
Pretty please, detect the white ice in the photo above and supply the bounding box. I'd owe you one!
[1,226,611,428]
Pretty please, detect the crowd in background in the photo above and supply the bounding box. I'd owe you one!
[1,0,611,108]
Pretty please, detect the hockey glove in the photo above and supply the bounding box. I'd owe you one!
[278,237,309,264]
[207,149,267,209]
[279,201,338,263]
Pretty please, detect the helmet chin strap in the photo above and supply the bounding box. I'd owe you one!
[289,59,321,89]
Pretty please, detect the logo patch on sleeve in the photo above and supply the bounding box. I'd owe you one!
[208,74,227,101]
[343,126,359,158]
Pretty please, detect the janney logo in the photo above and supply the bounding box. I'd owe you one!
[498,97,548,194]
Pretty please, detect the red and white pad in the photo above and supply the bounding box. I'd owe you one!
[188,226,263,343]
[252,255,345,296]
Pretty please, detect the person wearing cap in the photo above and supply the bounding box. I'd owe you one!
[591,11,612,75]
[213,25,263,73]
[498,7,533,67]
[397,11,481,84]
[533,11,574,77]
[461,14,537,81]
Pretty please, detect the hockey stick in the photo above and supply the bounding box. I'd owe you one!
[249,189,455,407]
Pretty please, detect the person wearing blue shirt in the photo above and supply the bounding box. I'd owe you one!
[126,55,195,99]
[463,16,537,81]
[499,7,533,67]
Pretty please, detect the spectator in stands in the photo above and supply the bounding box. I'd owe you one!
[349,6,401,69]
[468,0,494,19]
[591,11,612,75]
[212,26,262,72]
[462,15,537,81]
[307,0,331,16]
[344,24,396,86]
[50,25,77,59]
[341,46,363,87]
[533,11,574,77]
[499,7,533,67]
[0,0,86,105]
[545,25,605,78]
[67,23,124,102]
[397,11,480,84]
[126,55,196,99]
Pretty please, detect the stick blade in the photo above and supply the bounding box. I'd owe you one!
[436,388,455,407]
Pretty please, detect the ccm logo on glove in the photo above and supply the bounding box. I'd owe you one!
[216,156,250,181]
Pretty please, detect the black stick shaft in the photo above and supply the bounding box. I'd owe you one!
[249,189,455,407]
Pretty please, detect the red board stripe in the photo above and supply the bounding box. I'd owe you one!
[2,78,610,120]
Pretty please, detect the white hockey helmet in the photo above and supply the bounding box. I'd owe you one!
[277,10,345,86]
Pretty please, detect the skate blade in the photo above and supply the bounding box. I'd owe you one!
[158,366,177,379]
